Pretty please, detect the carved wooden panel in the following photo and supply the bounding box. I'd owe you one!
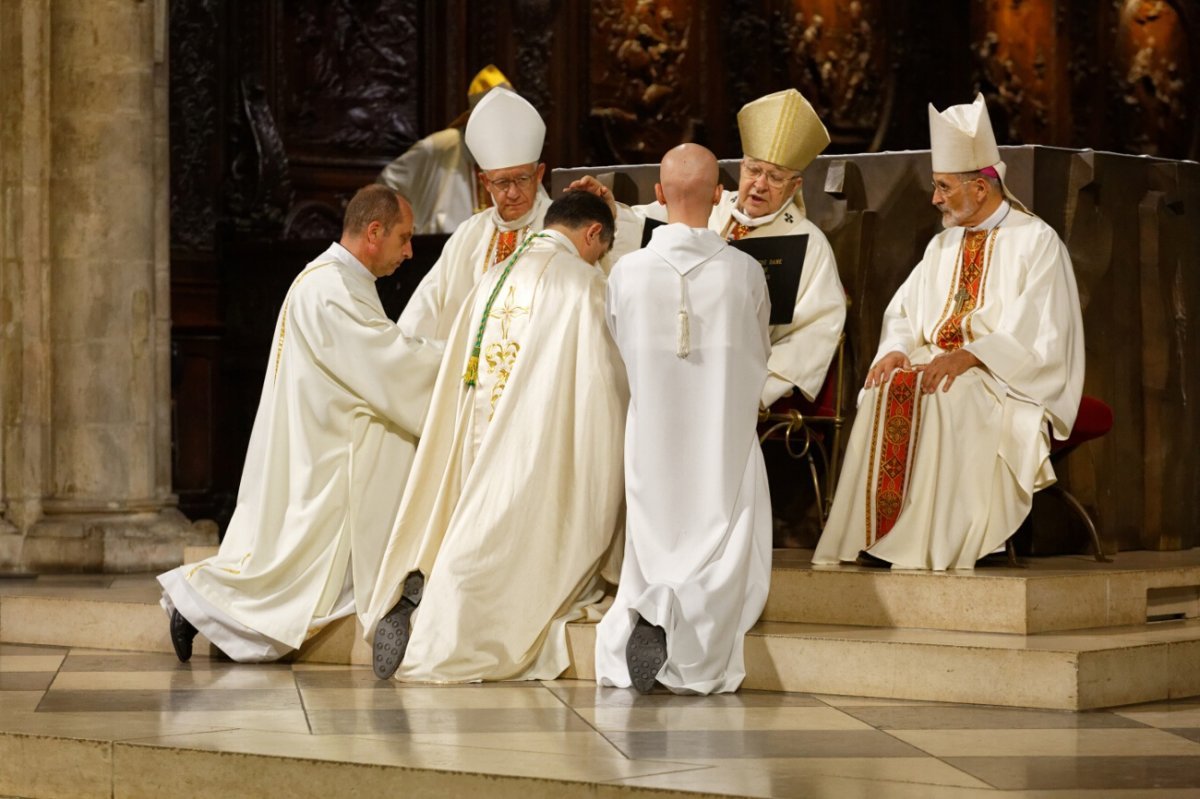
[588,0,701,163]
[274,0,421,160]
[774,0,893,151]
[1111,0,1195,158]
[969,0,1061,145]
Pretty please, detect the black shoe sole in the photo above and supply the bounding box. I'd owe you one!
[372,572,424,680]
[626,618,667,694]
[169,610,198,663]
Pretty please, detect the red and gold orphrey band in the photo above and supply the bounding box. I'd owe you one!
[866,369,923,543]
[482,227,527,274]
[935,228,995,351]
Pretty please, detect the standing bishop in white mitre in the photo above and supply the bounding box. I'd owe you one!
[366,190,628,684]
[396,88,642,346]
[813,94,1085,571]
[397,87,553,342]
[595,144,772,695]
[378,64,513,235]
[569,88,845,408]
[159,186,445,662]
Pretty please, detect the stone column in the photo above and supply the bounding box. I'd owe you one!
[1,0,213,572]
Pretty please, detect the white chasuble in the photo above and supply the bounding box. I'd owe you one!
[378,128,480,235]
[632,190,846,407]
[813,207,1085,570]
[398,190,641,346]
[365,232,628,683]
[398,189,551,342]
[595,224,773,695]
[159,244,444,659]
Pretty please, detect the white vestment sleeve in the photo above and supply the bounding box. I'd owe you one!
[962,228,1084,438]
[873,259,925,366]
[298,282,445,436]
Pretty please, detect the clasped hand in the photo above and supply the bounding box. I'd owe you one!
[864,349,981,394]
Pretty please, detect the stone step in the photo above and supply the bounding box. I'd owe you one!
[764,548,1200,633]
[4,574,1198,711]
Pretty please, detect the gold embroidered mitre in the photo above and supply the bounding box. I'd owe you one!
[467,64,513,108]
[737,89,830,172]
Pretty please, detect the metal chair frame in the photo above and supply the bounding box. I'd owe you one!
[758,335,847,522]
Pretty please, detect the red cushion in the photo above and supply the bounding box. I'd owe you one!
[767,372,839,419]
[1052,395,1113,452]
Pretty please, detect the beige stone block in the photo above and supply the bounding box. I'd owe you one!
[0,732,112,799]
[1168,638,1200,699]
[0,594,189,654]
[50,341,136,424]
[745,632,1081,709]
[1076,643,1170,709]
[1025,574,1112,632]
[183,544,220,563]
[563,623,596,680]
[293,616,358,666]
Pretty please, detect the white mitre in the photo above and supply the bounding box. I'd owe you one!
[928,93,1029,213]
[465,87,545,171]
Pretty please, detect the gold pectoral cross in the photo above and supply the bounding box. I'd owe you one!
[952,287,971,315]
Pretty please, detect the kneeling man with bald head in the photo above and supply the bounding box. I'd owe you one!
[595,144,773,695]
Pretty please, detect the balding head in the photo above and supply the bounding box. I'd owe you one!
[655,143,723,227]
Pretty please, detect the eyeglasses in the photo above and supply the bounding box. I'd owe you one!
[741,160,797,189]
[485,172,537,194]
[931,177,981,196]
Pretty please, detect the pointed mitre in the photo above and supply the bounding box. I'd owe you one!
[928,93,1001,173]
[928,93,1030,212]
[467,64,512,108]
[464,87,545,171]
[737,89,830,172]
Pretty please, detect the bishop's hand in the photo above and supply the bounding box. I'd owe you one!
[565,175,617,215]
[864,351,911,389]
[913,349,982,394]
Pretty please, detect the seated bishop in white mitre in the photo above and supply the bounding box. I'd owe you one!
[813,94,1085,571]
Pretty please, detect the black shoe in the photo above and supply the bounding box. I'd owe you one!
[169,609,198,663]
[626,615,667,694]
[855,550,890,568]
[372,571,424,680]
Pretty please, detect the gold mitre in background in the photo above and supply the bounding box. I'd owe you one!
[737,89,830,172]
[467,64,513,108]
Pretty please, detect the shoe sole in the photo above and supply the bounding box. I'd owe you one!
[372,572,424,680]
[626,622,666,694]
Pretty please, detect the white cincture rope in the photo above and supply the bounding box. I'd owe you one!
[676,272,690,359]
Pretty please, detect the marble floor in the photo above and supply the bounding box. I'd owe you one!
[3,638,1200,798]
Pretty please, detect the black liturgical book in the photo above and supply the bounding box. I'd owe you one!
[639,216,666,248]
[730,235,808,325]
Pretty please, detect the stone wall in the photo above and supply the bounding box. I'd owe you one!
[0,0,213,572]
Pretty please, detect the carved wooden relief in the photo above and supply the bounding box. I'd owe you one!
[970,0,1059,144]
[775,0,893,151]
[588,0,698,163]
[274,0,421,158]
[1112,0,1195,158]
[168,0,221,253]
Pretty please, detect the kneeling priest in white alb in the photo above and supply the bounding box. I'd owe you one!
[595,144,772,695]
[813,94,1085,571]
[159,186,444,662]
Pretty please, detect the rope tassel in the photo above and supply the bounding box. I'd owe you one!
[676,308,690,359]
[675,273,690,359]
